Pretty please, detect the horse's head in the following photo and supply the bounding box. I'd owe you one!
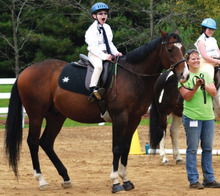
[160,30,189,84]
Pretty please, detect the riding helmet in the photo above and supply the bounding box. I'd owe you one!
[201,18,217,29]
[91,2,109,14]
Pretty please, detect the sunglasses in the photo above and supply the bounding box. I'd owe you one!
[185,49,199,60]
[186,49,198,55]
[97,12,108,16]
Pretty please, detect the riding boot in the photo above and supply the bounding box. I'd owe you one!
[88,87,96,103]
[88,87,105,103]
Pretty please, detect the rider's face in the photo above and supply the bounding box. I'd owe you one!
[93,11,108,25]
[205,28,215,37]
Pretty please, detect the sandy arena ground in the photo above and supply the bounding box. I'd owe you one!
[0,123,220,196]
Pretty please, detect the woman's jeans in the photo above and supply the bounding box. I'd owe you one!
[182,115,215,185]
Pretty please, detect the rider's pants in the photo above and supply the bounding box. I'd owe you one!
[88,52,103,88]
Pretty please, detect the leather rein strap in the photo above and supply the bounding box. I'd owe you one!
[181,73,206,104]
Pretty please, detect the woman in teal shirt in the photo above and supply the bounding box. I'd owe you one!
[178,49,220,189]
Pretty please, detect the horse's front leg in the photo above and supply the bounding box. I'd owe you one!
[110,139,135,193]
[119,150,135,191]
[170,114,184,164]
[110,116,135,193]
[110,153,124,193]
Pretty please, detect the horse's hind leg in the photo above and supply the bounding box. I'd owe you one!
[39,112,71,188]
[159,115,169,165]
[170,113,184,164]
[160,131,170,165]
[27,116,49,190]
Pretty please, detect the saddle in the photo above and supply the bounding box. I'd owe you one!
[58,54,114,96]
[77,54,110,91]
[58,54,115,122]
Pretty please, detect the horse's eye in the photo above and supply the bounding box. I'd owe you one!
[168,48,172,52]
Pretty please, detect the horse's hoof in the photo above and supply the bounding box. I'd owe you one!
[176,159,184,165]
[61,180,72,188]
[112,183,125,193]
[39,183,48,191]
[162,160,170,165]
[122,181,135,191]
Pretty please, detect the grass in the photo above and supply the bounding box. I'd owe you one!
[0,84,13,92]
[0,84,150,129]
[0,84,12,108]
[0,99,9,107]
[1,84,219,129]
[0,117,150,129]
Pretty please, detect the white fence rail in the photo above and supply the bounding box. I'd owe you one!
[0,78,16,114]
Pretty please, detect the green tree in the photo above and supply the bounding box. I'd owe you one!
[0,0,219,77]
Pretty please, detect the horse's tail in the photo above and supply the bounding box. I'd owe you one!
[5,79,23,177]
[149,97,164,149]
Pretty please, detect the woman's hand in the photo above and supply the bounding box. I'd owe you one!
[195,78,204,87]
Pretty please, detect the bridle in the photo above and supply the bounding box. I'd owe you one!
[110,37,186,101]
[161,41,186,71]
[117,39,186,77]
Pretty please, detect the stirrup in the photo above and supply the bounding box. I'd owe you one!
[94,88,105,100]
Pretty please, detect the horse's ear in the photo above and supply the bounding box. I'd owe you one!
[160,30,167,40]
[175,29,179,35]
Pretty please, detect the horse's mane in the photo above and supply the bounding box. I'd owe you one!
[125,33,181,64]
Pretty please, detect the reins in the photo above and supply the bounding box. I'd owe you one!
[117,63,161,77]
[181,73,206,104]
[113,40,185,77]
[109,36,186,100]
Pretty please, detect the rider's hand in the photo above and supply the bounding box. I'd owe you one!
[117,52,123,56]
[106,54,113,61]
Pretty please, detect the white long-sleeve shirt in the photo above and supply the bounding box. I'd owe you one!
[85,20,119,60]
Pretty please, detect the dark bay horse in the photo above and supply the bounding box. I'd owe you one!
[5,30,189,193]
[150,67,220,164]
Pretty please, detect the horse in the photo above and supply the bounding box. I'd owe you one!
[149,66,220,165]
[4,30,189,193]
[149,71,184,164]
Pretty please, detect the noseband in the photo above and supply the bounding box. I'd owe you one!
[169,59,186,70]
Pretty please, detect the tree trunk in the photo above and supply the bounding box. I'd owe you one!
[11,0,20,77]
[150,0,154,39]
